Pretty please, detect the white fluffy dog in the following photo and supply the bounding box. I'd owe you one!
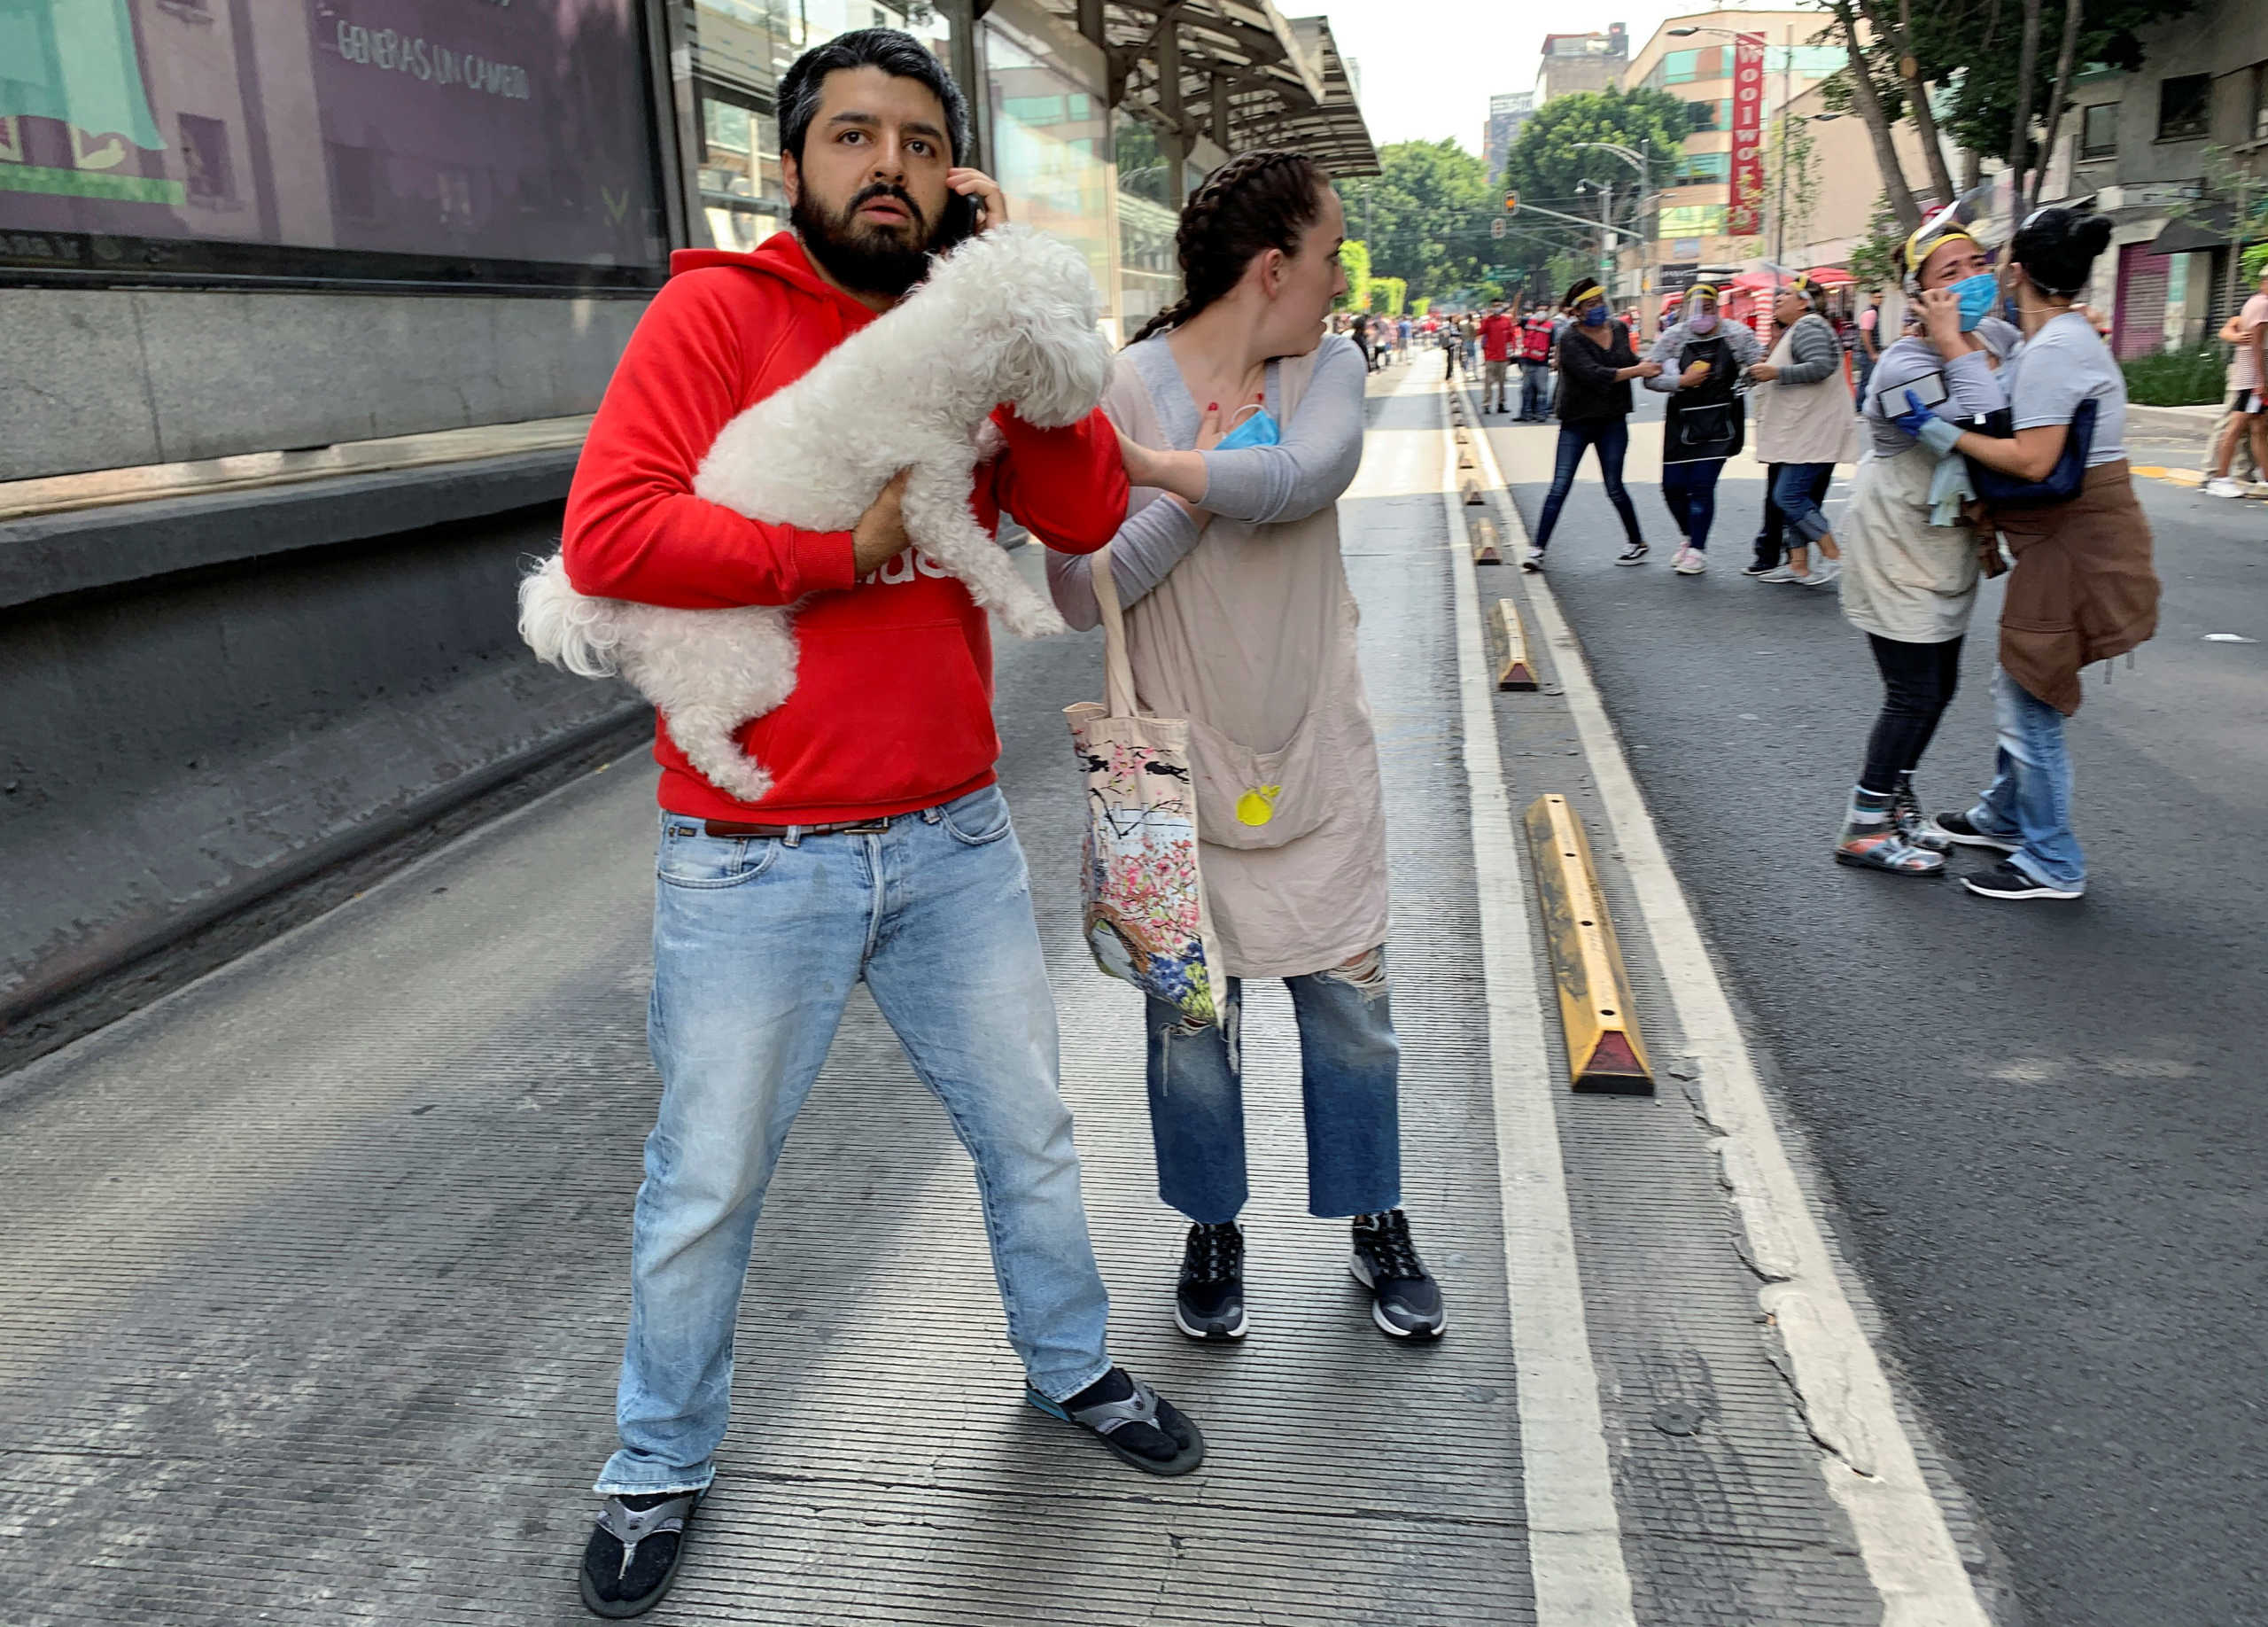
[517,224,1113,803]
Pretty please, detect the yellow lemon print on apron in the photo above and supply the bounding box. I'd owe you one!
[1235,785,1283,827]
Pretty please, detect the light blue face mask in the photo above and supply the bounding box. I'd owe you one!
[1949,272,1999,331]
[1214,404,1279,449]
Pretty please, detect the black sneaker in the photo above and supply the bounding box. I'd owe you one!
[1614,542,1651,566]
[579,1491,699,1619]
[1961,860,2083,901]
[1740,557,1781,578]
[1348,1210,1446,1340]
[1933,809,2023,852]
[1175,1221,1247,1341]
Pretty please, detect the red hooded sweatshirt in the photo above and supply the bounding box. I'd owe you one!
[561,232,1129,824]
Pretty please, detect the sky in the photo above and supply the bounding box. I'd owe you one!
[1318,0,1737,155]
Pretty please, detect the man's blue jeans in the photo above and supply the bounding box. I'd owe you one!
[1964,666,2086,890]
[595,788,1114,1496]
[1142,947,1402,1225]
[1519,361,1551,420]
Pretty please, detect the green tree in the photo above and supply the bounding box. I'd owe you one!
[1845,197,1905,294]
[1337,238,1372,310]
[1372,275,1407,317]
[1336,139,1495,307]
[1498,88,1694,293]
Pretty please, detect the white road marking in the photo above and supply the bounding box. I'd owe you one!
[1409,366,1639,1627]
[1458,385,1995,1627]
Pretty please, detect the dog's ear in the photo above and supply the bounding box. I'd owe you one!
[1004,293,1112,428]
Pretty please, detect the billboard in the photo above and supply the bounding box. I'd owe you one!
[0,0,664,285]
[1728,32,1765,237]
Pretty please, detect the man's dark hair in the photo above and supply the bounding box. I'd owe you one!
[779,28,969,167]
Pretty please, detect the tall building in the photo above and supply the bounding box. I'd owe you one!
[1484,91,1534,184]
[1536,25,1627,105]
[1619,10,1851,312]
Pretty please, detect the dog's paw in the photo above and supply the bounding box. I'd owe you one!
[1000,603,1070,640]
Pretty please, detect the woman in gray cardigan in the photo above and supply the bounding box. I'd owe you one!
[1046,152,1447,1348]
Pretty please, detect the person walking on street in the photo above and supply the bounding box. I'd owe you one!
[1517,300,1555,422]
[1349,308,1373,373]
[1048,151,1449,1347]
[1748,274,1857,587]
[1831,211,2019,875]
[1441,315,1463,380]
[2204,261,2268,498]
[1891,204,2158,901]
[561,31,1205,1617]
[1524,277,1660,571]
[1479,300,1516,413]
[1855,287,1885,401]
[1643,280,1760,574]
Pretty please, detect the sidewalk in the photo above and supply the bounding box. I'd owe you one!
[0,362,2001,1625]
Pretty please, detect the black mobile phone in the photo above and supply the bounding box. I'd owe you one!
[942,187,981,246]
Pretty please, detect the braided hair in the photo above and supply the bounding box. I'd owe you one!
[1129,150,1330,346]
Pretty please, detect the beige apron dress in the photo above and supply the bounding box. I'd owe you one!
[1838,442,1982,645]
[1751,317,1862,468]
[1100,348,1389,978]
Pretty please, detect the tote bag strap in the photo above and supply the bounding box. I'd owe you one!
[1089,546,1138,719]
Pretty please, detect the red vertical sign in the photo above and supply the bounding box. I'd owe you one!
[1728,34,1766,237]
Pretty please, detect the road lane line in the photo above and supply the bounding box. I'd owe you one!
[1459,387,1995,1627]
[1414,367,1639,1627]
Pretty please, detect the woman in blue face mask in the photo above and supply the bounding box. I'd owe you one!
[1045,152,1450,1347]
[1827,219,2020,876]
[1523,276,1661,569]
[1641,282,1763,573]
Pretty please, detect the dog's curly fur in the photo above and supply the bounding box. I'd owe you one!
[518,225,1113,803]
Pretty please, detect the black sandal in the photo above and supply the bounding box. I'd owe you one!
[1026,1369,1207,1477]
[579,1491,700,1619]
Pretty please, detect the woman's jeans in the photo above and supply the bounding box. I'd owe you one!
[1520,361,1551,419]
[1751,462,1833,566]
[1963,666,2086,889]
[1143,947,1402,1226]
[1771,460,1837,547]
[1860,633,1963,792]
[1659,458,1725,549]
[1534,419,1643,549]
[596,789,1114,1496]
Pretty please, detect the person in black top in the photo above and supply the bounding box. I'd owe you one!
[1523,277,1661,571]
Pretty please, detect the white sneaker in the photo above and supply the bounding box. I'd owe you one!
[1673,546,1707,574]
[2205,477,2248,498]
[1805,557,1842,587]
[1755,564,1806,583]
[1523,547,1547,572]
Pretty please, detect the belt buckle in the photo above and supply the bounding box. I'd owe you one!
[838,817,890,835]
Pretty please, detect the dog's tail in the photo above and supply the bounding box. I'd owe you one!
[517,552,623,677]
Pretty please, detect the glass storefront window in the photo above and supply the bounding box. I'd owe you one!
[983,12,1113,321]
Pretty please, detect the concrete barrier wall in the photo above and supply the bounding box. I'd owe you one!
[0,455,647,1056]
[0,287,648,482]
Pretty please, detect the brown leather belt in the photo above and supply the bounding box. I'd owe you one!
[701,815,895,839]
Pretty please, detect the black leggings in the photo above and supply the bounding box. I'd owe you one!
[1860,633,1963,793]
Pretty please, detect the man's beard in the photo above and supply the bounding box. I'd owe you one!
[792,182,968,299]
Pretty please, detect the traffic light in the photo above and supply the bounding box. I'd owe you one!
[1503,192,1518,214]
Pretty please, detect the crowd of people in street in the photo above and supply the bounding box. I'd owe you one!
[1366,200,2157,906]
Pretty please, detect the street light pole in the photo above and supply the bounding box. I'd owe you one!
[1771,23,1792,280]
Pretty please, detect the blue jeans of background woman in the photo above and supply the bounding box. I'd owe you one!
[1534,419,1643,549]
[1772,460,1837,547]
[1961,667,2085,890]
[1751,461,1833,568]
[1659,458,1725,549]
[1143,948,1402,1226]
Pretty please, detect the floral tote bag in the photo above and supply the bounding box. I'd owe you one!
[1062,548,1229,1026]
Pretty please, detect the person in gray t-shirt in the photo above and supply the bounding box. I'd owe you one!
[2003,310,2127,466]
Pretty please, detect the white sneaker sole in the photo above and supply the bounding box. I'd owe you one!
[1348,1256,1447,1340]
[1173,1299,1248,1341]
[1941,829,2022,853]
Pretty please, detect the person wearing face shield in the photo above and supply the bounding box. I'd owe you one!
[1829,213,2020,876]
[1523,277,1661,570]
[1884,202,2156,901]
[1642,282,1762,573]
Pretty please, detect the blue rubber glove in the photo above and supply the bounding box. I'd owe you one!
[1889,388,1935,440]
[1891,387,1966,455]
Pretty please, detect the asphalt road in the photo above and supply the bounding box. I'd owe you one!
[1491,389,2267,1627]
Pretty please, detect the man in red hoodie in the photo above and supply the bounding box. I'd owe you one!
[563,30,1203,1617]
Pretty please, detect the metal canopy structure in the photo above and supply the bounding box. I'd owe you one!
[1032,0,1379,181]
